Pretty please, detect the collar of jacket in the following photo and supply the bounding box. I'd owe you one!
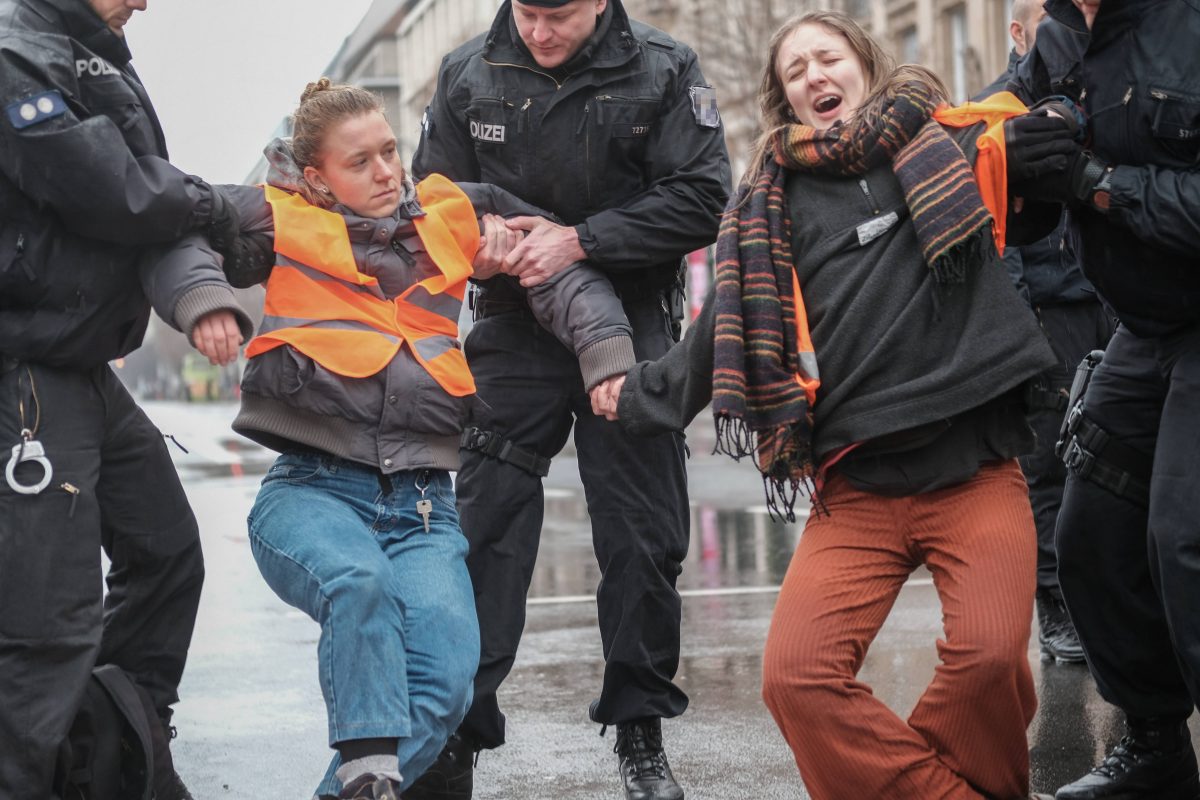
[483,0,639,77]
[31,0,133,66]
[1045,0,1165,46]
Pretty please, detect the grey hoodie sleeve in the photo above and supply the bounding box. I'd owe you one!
[456,182,635,389]
[618,287,715,436]
[139,233,253,342]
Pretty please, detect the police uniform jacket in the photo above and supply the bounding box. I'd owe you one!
[1008,0,1200,337]
[0,0,231,368]
[411,0,731,303]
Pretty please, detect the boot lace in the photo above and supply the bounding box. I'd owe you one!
[614,720,669,782]
[1092,735,1165,778]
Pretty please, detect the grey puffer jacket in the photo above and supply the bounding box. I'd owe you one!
[147,144,635,474]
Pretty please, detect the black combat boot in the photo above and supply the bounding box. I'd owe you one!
[1055,716,1199,799]
[1037,589,1086,664]
[401,732,475,800]
[613,717,684,800]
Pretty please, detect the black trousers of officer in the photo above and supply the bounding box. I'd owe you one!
[0,362,204,797]
[456,296,691,750]
[1021,300,1114,595]
[1057,323,1200,720]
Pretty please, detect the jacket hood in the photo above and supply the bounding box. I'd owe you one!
[263,136,421,217]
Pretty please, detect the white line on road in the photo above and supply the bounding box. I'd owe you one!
[527,577,935,606]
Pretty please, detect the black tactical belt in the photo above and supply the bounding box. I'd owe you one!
[460,426,551,477]
[1060,406,1152,508]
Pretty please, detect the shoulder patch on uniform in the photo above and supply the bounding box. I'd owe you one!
[646,33,675,52]
[5,90,66,130]
[689,85,720,129]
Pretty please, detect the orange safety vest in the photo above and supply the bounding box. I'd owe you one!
[245,174,480,397]
[933,90,1030,255]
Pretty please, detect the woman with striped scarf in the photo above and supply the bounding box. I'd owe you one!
[591,11,1073,800]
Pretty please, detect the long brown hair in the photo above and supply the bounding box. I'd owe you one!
[742,11,949,189]
[291,77,388,207]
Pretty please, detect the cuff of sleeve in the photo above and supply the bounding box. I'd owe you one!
[175,284,253,340]
[1106,165,1138,211]
[575,223,599,257]
[578,334,635,391]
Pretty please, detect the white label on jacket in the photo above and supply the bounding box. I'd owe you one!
[469,120,506,144]
[856,211,899,247]
[75,57,119,78]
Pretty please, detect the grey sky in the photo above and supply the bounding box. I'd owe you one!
[124,0,374,184]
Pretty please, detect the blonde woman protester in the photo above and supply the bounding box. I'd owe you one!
[591,12,1080,800]
[146,79,636,800]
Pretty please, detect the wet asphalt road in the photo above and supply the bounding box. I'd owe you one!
[145,402,1199,799]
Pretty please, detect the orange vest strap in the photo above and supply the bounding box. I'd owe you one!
[412,174,479,294]
[934,91,1029,255]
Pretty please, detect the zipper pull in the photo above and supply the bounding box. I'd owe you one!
[1122,86,1133,104]
[576,102,590,135]
[518,98,531,134]
[60,482,80,518]
[595,96,605,126]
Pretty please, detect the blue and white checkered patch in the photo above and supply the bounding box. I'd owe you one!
[5,90,67,130]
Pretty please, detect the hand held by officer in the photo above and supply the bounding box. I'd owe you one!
[191,309,244,366]
[502,215,587,287]
[1005,105,1111,210]
[472,213,525,279]
[590,373,626,421]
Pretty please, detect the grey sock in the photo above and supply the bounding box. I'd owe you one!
[335,755,402,788]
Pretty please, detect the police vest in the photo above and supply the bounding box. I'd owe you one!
[246,174,479,397]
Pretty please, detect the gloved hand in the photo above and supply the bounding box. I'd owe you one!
[1005,110,1078,184]
[1013,146,1111,209]
[204,184,241,260]
[220,231,275,288]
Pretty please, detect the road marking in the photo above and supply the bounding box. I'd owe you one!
[527,578,934,606]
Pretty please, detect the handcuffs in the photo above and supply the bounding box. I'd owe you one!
[5,427,52,495]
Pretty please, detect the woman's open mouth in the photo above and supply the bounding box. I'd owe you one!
[814,94,843,116]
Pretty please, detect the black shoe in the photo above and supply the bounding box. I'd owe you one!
[339,773,403,800]
[1055,716,1200,799]
[1037,590,1086,664]
[401,732,475,800]
[613,718,684,800]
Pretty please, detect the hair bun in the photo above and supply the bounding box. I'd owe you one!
[300,77,334,105]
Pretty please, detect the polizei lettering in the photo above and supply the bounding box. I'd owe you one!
[470,120,506,144]
[75,57,119,78]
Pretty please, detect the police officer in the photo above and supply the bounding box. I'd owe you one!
[0,0,246,797]
[979,0,1115,666]
[410,1,730,798]
[1007,0,1200,796]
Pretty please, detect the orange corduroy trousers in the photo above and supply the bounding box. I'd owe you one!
[762,459,1038,800]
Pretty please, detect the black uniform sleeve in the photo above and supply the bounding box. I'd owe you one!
[574,49,731,272]
[1106,165,1200,257]
[617,286,715,436]
[0,36,209,245]
[411,55,481,183]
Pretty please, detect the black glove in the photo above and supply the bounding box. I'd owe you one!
[1013,147,1111,209]
[220,231,275,288]
[204,184,241,260]
[1005,110,1078,184]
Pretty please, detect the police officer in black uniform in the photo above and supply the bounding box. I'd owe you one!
[411,1,729,798]
[0,0,244,797]
[1007,0,1200,797]
[979,0,1115,666]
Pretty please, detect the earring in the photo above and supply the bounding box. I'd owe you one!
[320,187,331,194]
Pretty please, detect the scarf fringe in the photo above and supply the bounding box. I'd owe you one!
[929,227,988,285]
[713,414,756,461]
[762,473,825,524]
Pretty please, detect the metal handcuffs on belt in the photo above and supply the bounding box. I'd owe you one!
[5,367,52,495]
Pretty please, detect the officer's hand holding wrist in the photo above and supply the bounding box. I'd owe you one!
[1014,147,1113,211]
[221,232,275,288]
[1005,110,1077,184]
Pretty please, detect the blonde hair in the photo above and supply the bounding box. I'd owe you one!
[291,77,388,207]
[742,11,949,188]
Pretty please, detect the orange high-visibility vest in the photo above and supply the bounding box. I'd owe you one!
[245,174,480,397]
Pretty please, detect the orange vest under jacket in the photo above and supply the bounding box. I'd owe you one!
[245,174,479,397]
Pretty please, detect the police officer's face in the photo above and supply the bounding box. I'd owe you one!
[777,24,867,132]
[303,111,407,219]
[512,0,608,69]
[1072,0,1101,29]
[86,0,146,37]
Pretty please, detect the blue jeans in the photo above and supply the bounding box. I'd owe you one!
[247,452,479,794]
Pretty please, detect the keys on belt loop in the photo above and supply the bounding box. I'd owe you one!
[415,470,433,533]
[6,427,53,495]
